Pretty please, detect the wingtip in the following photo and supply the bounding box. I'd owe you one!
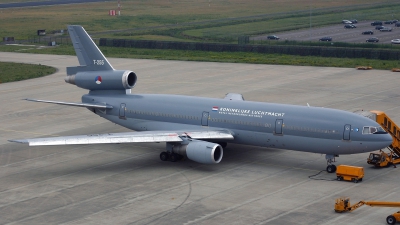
[8,139,28,144]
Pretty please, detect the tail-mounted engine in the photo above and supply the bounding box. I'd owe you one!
[65,70,137,91]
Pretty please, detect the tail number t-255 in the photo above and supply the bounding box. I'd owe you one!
[93,60,105,65]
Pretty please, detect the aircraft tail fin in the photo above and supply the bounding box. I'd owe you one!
[66,25,114,75]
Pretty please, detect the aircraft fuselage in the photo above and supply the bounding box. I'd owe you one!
[84,93,392,155]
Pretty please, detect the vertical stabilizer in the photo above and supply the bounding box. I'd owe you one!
[67,25,114,75]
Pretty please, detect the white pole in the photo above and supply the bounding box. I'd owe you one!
[118,0,121,16]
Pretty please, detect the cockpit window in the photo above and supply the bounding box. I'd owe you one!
[362,126,387,134]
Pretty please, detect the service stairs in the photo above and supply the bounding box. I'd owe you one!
[354,110,400,157]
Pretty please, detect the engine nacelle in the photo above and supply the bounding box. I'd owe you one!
[65,70,137,91]
[182,140,223,164]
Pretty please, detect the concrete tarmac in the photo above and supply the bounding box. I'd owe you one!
[1,52,400,225]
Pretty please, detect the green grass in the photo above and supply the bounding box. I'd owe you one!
[1,0,400,78]
[0,61,56,83]
[1,44,399,70]
[0,0,398,41]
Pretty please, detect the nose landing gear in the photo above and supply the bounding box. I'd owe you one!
[326,154,338,173]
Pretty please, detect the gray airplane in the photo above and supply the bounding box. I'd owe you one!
[10,25,393,173]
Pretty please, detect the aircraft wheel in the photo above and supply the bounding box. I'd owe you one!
[327,165,337,173]
[170,153,178,162]
[160,152,169,161]
[386,215,396,225]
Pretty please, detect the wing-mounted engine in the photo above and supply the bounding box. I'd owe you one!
[169,140,223,164]
[65,70,137,91]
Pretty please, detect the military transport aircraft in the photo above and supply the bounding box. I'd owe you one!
[10,25,393,173]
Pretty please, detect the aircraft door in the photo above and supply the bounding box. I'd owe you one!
[275,119,283,135]
[201,111,209,126]
[119,103,126,119]
[343,124,351,140]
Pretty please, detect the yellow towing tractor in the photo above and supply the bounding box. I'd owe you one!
[335,197,400,224]
[354,110,400,168]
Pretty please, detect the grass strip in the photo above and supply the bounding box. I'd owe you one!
[1,44,399,71]
[0,61,56,83]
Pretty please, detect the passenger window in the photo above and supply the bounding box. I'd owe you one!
[384,117,388,127]
[388,121,392,131]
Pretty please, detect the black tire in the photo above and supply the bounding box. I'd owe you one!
[359,178,363,182]
[327,165,337,173]
[353,178,358,183]
[387,215,396,225]
[337,176,343,181]
[169,153,178,162]
[160,152,169,161]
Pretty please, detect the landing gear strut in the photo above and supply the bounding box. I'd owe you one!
[326,154,338,173]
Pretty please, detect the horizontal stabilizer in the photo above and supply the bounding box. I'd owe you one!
[25,99,113,109]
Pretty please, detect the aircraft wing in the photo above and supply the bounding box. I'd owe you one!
[9,129,234,146]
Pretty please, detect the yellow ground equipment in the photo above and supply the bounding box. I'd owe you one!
[368,149,400,167]
[336,165,364,183]
[354,110,400,167]
[356,66,373,70]
[335,197,400,224]
[392,68,400,72]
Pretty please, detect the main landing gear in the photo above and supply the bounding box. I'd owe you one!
[326,154,338,173]
[160,152,183,162]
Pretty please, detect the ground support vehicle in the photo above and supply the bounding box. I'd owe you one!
[356,66,372,70]
[336,165,364,183]
[368,150,400,167]
[354,110,400,168]
[335,197,400,224]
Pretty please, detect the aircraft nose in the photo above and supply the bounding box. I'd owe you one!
[382,133,393,146]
